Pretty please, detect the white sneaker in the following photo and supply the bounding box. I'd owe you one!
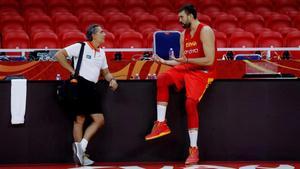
[72,142,84,165]
[83,154,94,166]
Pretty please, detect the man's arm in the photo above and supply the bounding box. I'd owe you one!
[55,49,75,75]
[101,68,114,81]
[101,68,118,91]
[187,26,215,66]
[179,31,185,58]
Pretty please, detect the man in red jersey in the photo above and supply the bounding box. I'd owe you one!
[145,4,216,165]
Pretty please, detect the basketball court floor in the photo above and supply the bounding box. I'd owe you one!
[0,161,299,169]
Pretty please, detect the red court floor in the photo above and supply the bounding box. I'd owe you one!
[0,162,299,169]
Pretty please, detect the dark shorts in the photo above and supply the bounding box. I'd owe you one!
[69,76,102,115]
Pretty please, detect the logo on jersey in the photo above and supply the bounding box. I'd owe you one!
[184,48,199,55]
[86,55,92,59]
[185,41,197,48]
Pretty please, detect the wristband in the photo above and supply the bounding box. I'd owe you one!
[110,78,116,82]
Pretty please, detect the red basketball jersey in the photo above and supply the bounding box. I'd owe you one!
[182,23,216,72]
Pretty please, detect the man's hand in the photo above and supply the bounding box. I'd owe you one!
[109,79,118,91]
[153,54,166,64]
[174,55,188,63]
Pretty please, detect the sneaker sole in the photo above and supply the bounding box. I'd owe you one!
[83,160,95,166]
[185,161,199,165]
[145,130,171,140]
[83,155,95,166]
[185,158,199,165]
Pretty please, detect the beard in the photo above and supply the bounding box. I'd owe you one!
[181,22,191,28]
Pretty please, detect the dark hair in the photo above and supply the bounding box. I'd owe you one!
[178,4,197,19]
[86,24,100,41]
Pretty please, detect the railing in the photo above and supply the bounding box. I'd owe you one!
[218,47,300,60]
[1,47,300,60]
[0,48,153,56]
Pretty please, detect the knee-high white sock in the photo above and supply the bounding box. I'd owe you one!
[80,138,88,152]
[157,105,167,122]
[188,129,198,147]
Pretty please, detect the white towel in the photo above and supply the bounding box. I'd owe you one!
[10,79,27,124]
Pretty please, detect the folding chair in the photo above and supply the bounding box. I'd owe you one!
[153,31,181,60]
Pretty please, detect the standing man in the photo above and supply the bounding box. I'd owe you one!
[55,24,118,166]
[145,4,216,165]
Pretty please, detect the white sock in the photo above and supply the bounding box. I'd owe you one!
[188,129,198,148]
[80,138,88,152]
[157,105,167,122]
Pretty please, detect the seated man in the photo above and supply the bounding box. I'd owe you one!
[145,4,216,165]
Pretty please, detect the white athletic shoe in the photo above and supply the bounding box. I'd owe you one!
[83,153,94,166]
[72,142,84,165]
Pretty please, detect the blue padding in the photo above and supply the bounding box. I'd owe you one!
[153,31,181,60]
[9,57,27,61]
[234,54,262,60]
[0,56,9,61]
